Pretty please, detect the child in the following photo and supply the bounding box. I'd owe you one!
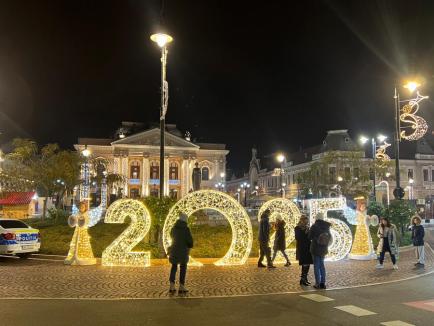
[411,215,425,267]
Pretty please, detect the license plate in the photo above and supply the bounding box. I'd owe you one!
[21,245,34,250]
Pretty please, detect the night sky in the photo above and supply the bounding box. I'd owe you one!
[1,0,434,175]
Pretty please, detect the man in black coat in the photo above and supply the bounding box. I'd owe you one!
[258,209,275,268]
[168,212,193,293]
[308,212,331,289]
[411,215,425,266]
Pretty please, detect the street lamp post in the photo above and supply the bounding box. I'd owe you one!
[277,154,286,198]
[360,134,387,202]
[151,33,173,199]
[236,188,241,203]
[240,182,250,207]
[408,178,414,200]
[81,145,91,205]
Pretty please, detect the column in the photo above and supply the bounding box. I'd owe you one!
[142,157,150,197]
[164,158,170,196]
[121,156,128,197]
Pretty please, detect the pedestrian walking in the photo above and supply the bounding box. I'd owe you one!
[376,217,399,270]
[258,209,275,268]
[411,215,425,267]
[309,212,331,289]
[271,214,291,266]
[168,212,193,294]
[295,215,313,286]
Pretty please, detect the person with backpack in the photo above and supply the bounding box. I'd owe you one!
[376,217,399,270]
[295,215,313,286]
[258,209,275,268]
[168,212,194,294]
[411,215,425,267]
[308,212,331,289]
[271,214,291,267]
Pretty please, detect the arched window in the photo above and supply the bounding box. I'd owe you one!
[201,167,209,181]
[130,161,140,179]
[150,161,159,179]
[169,162,179,180]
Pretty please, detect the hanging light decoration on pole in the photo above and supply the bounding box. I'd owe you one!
[150,32,173,199]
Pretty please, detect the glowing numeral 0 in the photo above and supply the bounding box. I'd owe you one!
[163,190,253,266]
[258,198,301,263]
[102,199,151,267]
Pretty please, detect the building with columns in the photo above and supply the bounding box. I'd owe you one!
[75,123,228,200]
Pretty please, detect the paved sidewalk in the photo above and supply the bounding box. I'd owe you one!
[0,245,432,300]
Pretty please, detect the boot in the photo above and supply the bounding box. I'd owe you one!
[284,261,291,267]
[169,282,176,294]
[178,284,189,294]
[300,265,311,285]
[258,262,266,268]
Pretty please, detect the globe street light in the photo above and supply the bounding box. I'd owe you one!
[360,134,388,202]
[276,153,286,198]
[150,32,173,199]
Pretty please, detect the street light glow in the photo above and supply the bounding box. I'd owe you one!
[385,172,391,178]
[337,176,343,182]
[82,148,91,157]
[150,33,173,47]
[359,136,369,144]
[220,172,225,178]
[276,153,285,163]
[403,81,421,93]
[377,135,387,143]
[409,178,414,184]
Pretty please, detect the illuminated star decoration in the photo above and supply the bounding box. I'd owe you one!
[258,198,301,263]
[308,198,353,261]
[400,91,429,141]
[102,199,152,267]
[163,190,253,266]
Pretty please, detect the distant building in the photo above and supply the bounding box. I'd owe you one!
[227,130,434,220]
[75,123,228,200]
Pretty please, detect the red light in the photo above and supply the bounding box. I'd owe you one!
[1,233,16,240]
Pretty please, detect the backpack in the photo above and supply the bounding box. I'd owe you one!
[317,232,331,246]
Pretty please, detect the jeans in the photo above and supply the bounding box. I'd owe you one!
[313,255,326,285]
[258,241,272,266]
[379,238,396,265]
[169,263,187,285]
[416,246,425,264]
[271,249,290,263]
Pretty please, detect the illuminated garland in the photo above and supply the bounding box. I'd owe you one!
[258,198,301,263]
[102,199,151,267]
[308,198,353,261]
[163,190,252,266]
[400,91,429,141]
[376,142,391,161]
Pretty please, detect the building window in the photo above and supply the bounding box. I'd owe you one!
[432,170,434,183]
[130,161,140,179]
[329,166,336,183]
[353,167,360,178]
[408,169,414,179]
[169,162,179,180]
[201,167,209,181]
[129,188,140,198]
[423,169,429,182]
[344,167,351,179]
[150,161,159,179]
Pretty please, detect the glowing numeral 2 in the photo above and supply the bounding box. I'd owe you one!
[102,199,151,267]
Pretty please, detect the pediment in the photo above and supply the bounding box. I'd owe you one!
[112,128,199,148]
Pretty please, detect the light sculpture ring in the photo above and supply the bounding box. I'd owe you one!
[308,198,353,261]
[163,190,253,266]
[324,218,353,261]
[102,199,151,267]
[257,198,301,263]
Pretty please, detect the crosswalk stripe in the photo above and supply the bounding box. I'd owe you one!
[300,294,334,302]
[380,321,415,326]
[334,305,377,317]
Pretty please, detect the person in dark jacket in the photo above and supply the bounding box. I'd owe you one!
[411,215,425,267]
[258,209,275,268]
[295,215,313,286]
[308,212,331,289]
[271,214,291,266]
[168,213,193,294]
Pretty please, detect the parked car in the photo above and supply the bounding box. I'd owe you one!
[0,219,40,258]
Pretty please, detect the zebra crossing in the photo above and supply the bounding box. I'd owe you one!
[300,293,416,325]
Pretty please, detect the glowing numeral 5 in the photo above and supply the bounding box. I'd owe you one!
[102,199,151,267]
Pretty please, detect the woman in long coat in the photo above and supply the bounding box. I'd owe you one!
[376,217,399,270]
[294,215,313,285]
[168,213,193,294]
[271,214,291,266]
